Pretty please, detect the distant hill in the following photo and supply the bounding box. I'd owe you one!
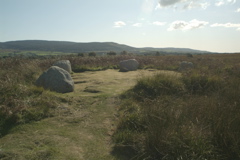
[0,40,137,53]
[0,40,211,54]
[139,47,210,54]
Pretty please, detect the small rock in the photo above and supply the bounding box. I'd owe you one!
[53,60,72,73]
[179,61,194,71]
[119,59,139,72]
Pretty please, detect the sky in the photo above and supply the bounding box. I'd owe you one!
[0,0,240,53]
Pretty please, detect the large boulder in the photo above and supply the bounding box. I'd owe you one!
[119,59,139,72]
[36,66,74,93]
[179,61,194,71]
[53,60,72,73]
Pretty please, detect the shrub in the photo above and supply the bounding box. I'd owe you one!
[88,52,96,57]
[120,51,128,55]
[107,51,117,56]
[186,53,193,58]
[77,53,85,57]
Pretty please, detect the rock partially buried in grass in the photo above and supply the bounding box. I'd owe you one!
[36,66,74,93]
[53,60,72,73]
[179,61,194,71]
[119,59,139,72]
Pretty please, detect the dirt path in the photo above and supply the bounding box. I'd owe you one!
[0,69,170,160]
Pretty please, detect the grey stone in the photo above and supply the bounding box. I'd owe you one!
[53,60,72,73]
[179,61,194,71]
[119,59,139,72]
[36,66,74,93]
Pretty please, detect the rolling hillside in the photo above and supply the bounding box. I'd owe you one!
[0,40,211,54]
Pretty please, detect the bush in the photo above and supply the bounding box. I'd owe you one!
[107,51,117,56]
[77,53,85,57]
[120,51,128,55]
[88,52,96,57]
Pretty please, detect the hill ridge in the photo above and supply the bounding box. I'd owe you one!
[0,40,211,54]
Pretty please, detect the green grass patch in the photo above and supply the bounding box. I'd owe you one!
[72,65,118,72]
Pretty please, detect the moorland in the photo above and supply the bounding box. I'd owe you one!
[0,51,240,160]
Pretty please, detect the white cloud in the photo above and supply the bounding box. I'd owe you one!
[236,8,240,12]
[157,0,237,10]
[168,20,188,31]
[168,19,208,31]
[155,3,161,10]
[228,0,236,3]
[200,2,210,9]
[152,21,166,26]
[132,23,142,27]
[183,2,210,10]
[215,1,224,6]
[114,21,126,28]
[157,0,210,10]
[142,0,155,14]
[158,0,182,7]
[211,23,240,30]
[215,0,236,6]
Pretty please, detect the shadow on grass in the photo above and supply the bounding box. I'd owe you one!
[111,145,137,160]
[0,115,18,137]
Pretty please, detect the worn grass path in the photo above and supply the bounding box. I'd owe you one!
[0,69,176,160]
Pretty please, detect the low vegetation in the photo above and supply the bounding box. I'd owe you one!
[0,53,240,159]
[0,58,62,136]
[113,54,240,159]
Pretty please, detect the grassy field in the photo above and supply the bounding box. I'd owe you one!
[0,53,240,159]
[112,54,240,159]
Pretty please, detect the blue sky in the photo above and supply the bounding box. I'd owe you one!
[0,0,240,52]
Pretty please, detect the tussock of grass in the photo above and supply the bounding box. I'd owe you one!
[130,72,183,99]
[182,71,223,95]
[113,65,240,159]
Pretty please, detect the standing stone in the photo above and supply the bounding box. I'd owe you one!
[36,66,74,93]
[53,60,72,73]
[119,59,139,72]
[179,61,194,71]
